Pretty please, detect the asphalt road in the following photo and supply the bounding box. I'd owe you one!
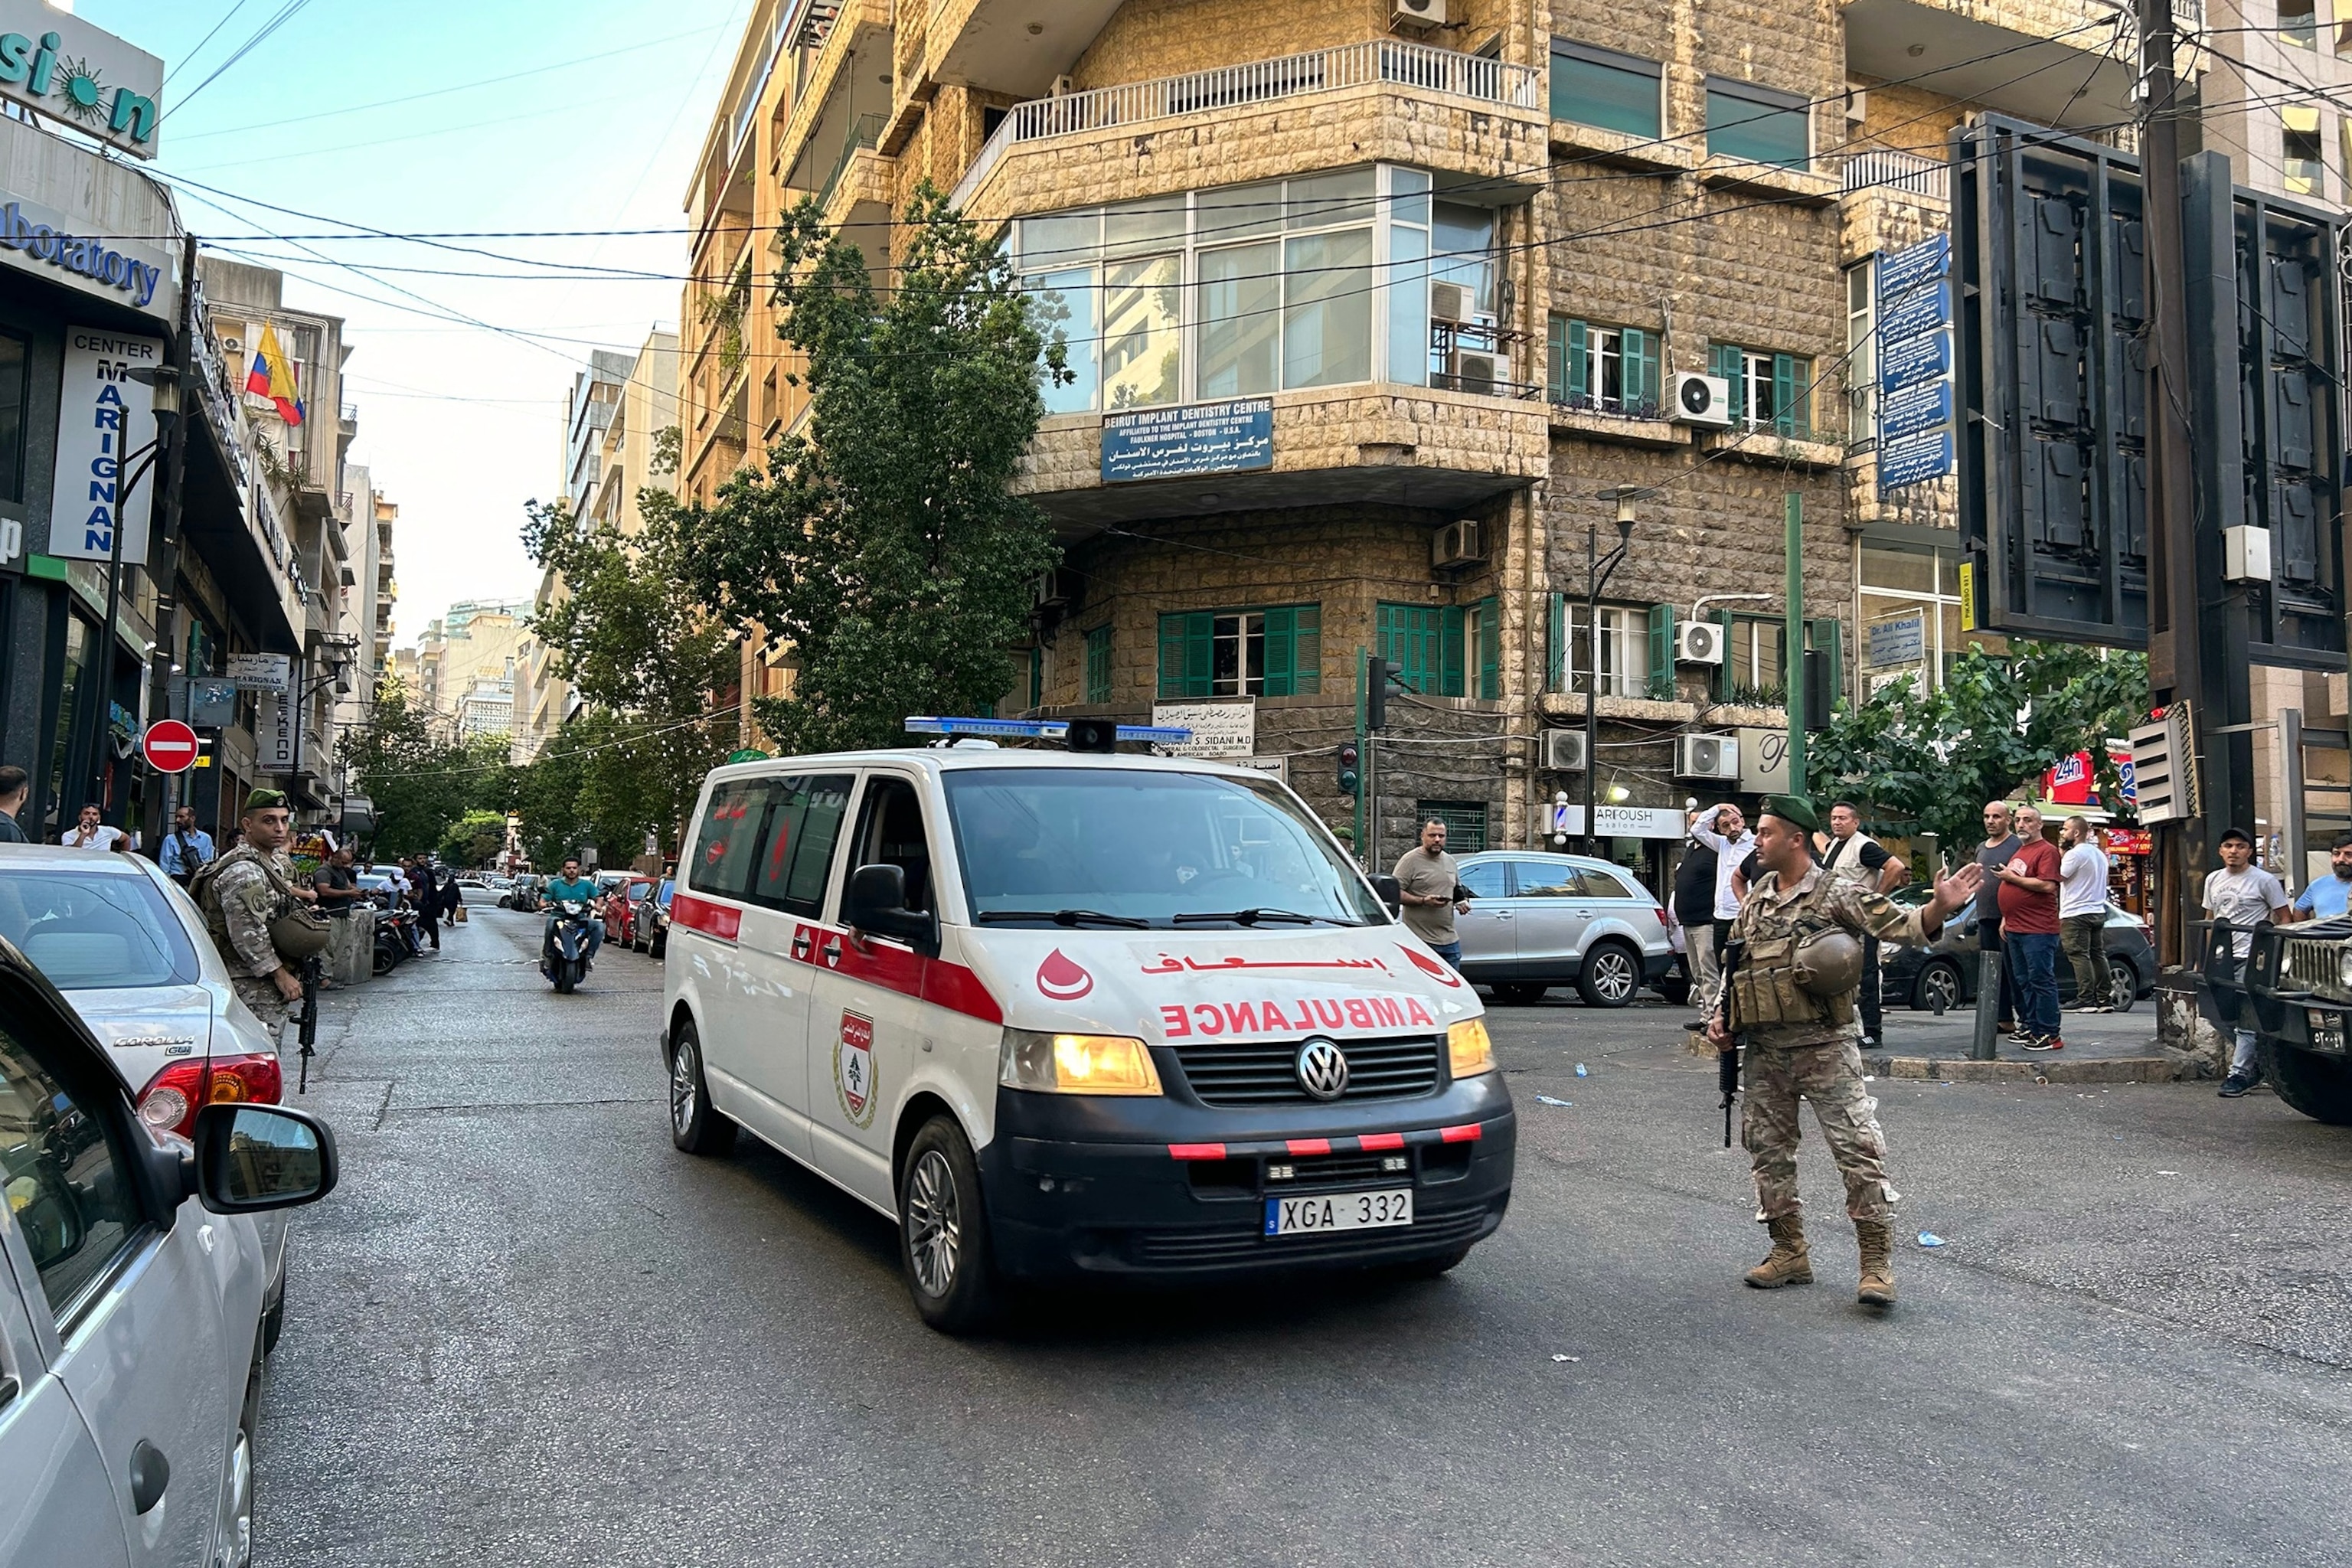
[259,908,2352,1567]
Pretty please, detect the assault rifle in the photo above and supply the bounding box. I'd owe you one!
[1716,938,1744,1147]
[296,956,321,1093]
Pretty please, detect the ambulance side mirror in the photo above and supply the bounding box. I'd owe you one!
[1372,874,1403,916]
[846,864,937,953]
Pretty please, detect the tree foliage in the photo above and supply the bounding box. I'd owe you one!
[336,678,510,857]
[671,182,1063,753]
[438,809,508,868]
[1805,642,2151,849]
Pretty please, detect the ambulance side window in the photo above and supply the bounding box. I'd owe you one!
[688,779,775,899]
[850,776,933,915]
[750,773,854,917]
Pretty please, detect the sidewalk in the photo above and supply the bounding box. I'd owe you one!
[1865,1001,2190,1084]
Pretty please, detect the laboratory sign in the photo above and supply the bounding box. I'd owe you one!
[1102,397,1273,483]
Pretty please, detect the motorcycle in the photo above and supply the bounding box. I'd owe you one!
[542,900,597,993]
[372,906,416,975]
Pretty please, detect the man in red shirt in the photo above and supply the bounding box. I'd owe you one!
[1992,802,2065,1050]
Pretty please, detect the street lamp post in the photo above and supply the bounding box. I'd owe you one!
[1583,492,1638,853]
[80,365,181,818]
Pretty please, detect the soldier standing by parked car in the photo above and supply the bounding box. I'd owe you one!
[192,789,325,1043]
[1706,795,1982,1310]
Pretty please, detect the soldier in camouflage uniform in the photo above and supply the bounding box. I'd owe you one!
[1705,795,1983,1308]
[196,789,317,1042]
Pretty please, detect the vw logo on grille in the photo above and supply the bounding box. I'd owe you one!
[1295,1037,1349,1101]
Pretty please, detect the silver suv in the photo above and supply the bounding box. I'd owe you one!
[1451,851,1675,1007]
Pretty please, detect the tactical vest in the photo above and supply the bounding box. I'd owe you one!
[1726,875,1860,1033]
[193,846,332,965]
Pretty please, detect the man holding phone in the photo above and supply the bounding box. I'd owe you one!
[1393,818,1472,970]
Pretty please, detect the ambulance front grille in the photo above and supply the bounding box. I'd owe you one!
[1170,1034,1443,1106]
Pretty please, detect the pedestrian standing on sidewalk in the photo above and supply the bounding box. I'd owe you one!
[410,856,443,951]
[2206,828,2292,1099]
[1994,804,2064,1050]
[1688,802,1756,985]
[0,766,28,843]
[1823,801,1908,1049]
[158,805,215,889]
[2291,832,2352,922]
[1393,819,1470,969]
[1977,801,2024,1036]
[1674,827,1722,1013]
[2059,817,2112,1012]
[62,803,128,852]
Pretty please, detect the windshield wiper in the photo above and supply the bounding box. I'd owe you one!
[1171,908,1354,927]
[975,909,1151,929]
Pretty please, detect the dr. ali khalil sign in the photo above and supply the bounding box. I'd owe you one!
[47,330,160,565]
[1874,234,1954,498]
[0,2,162,159]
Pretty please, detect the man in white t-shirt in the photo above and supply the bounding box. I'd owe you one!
[2057,816,2112,1013]
[1687,803,1756,990]
[2203,827,2291,1099]
[61,802,129,851]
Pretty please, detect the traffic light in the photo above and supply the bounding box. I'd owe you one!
[1367,657,1408,730]
[1337,741,1361,797]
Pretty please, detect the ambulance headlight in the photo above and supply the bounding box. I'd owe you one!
[999,1029,1164,1096]
[1448,1018,1495,1077]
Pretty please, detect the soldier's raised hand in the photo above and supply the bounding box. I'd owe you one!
[1928,861,1984,921]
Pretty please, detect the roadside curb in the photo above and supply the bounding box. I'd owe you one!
[1863,1053,2192,1084]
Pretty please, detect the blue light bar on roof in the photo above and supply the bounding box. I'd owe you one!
[904,716,1194,744]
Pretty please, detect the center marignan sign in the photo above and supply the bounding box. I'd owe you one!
[0,2,163,160]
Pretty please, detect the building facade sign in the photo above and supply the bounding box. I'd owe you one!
[259,691,296,772]
[1875,235,1954,495]
[1152,698,1256,758]
[1102,397,1274,483]
[224,652,291,693]
[1865,610,1928,668]
[0,195,169,314]
[1553,803,1687,839]
[0,4,163,159]
[1737,726,1792,793]
[47,328,160,563]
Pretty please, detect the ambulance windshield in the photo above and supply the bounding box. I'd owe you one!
[941,768,1386,927]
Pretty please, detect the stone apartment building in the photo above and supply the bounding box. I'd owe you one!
[416,599,530,743]
[681,0,2350,880]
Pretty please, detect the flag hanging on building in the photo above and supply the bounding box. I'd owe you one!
[243,322,305,426]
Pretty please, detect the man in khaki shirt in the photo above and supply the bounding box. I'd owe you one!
[1393,818,1472,969]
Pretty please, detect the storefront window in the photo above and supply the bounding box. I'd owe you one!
[1857,539,2007,693]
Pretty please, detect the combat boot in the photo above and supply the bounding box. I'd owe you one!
[1854,1219,1897,1308]
[1743,1214,1812,1289]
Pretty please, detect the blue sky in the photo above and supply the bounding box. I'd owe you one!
[82,0,752,647]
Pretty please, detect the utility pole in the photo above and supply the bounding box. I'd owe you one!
[1782,492,1805,795]
[148,233,197,841]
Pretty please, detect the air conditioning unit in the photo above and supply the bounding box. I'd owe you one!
[1391,0,1448,28]
[1031,568,1081,609]
[1429,279,1473,323]
[1544,729,1586,772]
[1449,349,1503,395]
[1669,371,1733,427]
[1050,74,1074,96]
[1675,733,1740,781]
[1675,619,1726,665]
[1431,518,1485,568]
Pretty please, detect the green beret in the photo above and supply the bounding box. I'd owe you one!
[243,789,289,815]
[1759,794,1820,835]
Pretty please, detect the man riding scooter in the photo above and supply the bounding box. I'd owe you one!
[541,855,606,982]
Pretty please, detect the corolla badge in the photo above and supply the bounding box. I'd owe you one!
[1295,1037,1349,1101]
[1035,948,1094,1001]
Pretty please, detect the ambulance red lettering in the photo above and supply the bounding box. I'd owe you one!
[1405,998,1435,1026]
[1193,1004,1226,1035]
[1309,998,1345,1030]
[1343,998,1375,1030]
[1223,1001,1259,1034]
[1373,996,1403,1027]
[1261,998,1288,1031]
[1161,1004,1191,1038]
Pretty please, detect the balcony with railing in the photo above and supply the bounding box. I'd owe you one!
[815,112,888,221]
[949,39,1547,219]
[1841,0,2193,135]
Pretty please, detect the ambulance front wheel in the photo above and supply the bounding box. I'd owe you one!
[668,1018,737,1156]
[900,1115,999,1334]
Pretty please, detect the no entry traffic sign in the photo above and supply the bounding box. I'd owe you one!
[141,719,199,774]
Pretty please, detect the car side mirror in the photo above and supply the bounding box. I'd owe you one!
[1372,874,1403,915]
[192,1103,339,1214]
[846,864,938,953]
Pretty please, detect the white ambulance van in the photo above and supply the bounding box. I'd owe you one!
[660,725,1515,1331]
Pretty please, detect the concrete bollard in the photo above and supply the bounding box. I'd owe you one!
[2154,968,2226,1079]
[327,909,375,985]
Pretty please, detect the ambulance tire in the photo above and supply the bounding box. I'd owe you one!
[900,1116,999,1334]
[668,1019,737,1156]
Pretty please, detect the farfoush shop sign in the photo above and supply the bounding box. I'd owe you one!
[48,328,161,564]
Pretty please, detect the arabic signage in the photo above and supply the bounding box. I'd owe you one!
[1553,804,1687,839]
[1866,611,1927,669]
[1102,397,1273,484]
[47,329,160,564]
[1875,236,1954,495]
[224,652,291,692]
[1152,698,1256,759]
[0,3,163,159]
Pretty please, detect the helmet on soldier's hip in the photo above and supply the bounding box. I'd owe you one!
[1792,929,1865,997]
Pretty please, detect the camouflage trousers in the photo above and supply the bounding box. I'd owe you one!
[230,976,291,1044]
[1740,1038,1894,1223]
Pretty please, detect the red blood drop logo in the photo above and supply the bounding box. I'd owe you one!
[1399,943,1464,987]
[1036,948,1093,1001]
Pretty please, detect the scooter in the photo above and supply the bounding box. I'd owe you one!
[542,900,596,993]
[372,907,412,975]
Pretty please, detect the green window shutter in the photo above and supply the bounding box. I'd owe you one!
[1546,593,1566,691]
[1619,326,1642,409]
[1710,608,1732,701]
[1808,616,1843,709]
[1263,605,1295,695]
[1476,596,1500,699]
[1772,351,1799,435]
[1157,614,1184,700]
[1648,603,1676,699]
[1084,624,1112,703]
[1547,315,1568,402]
[1632,329,1660,413]
[1566,318,1588,401]
[1377,603,1406,674]
[1184,612,1214,697]
[1293,603,1321,694]
[1710,343,1743,423]
[1441,605,1466,697]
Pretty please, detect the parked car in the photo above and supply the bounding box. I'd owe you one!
[603,876,655,949]
[1451,851,1676,1007]
[1881,891,2155,1012]
[630,877,674,956]
[499,875,543,913]
[0,925,338,1566]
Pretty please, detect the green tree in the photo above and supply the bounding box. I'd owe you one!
[438,808,509,868]
[337,679,510,856]
[671,181,1063,752]
[1805,642,2151,849]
